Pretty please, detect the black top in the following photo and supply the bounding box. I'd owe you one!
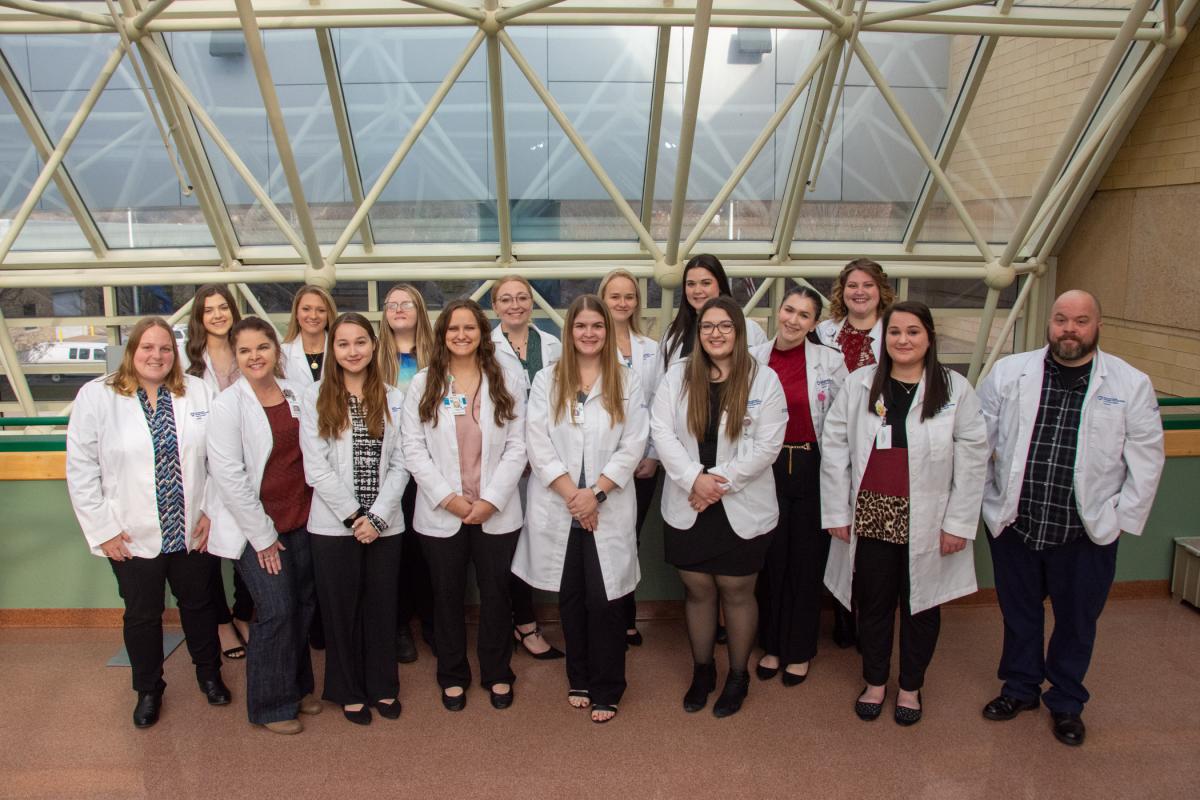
[307,350,324,383]
[882,377,919,449]
[698,381,722,469]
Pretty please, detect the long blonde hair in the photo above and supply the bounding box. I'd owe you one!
[597,269,644,336]
[315,313,390,440]
[284,285,338,344]
[684,297,756,442]
[552,295,626,426]
[109,317,187,397]
[377,284,434,386]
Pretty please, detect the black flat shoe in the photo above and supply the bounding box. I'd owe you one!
[781,666,809,687]
[374,699,402,720]
[1051,712,1086,746]
[855,686,886,721]
[982,693,1041,721]
[894,691,922,726]
[625,629,643,647]
[199,677,231,706]
[489,685,514,710]
[712,670,750,719]
[755,662,779,681]
[514,625,565,660]
[442,689,466,712]
[343,705,372,725]
[132,692,162,728]
[395,624,418,664]
[683,662,717,713]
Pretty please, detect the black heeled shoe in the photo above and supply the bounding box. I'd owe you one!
[781,663,809,687]
[395,623,418,664]
[342,705,372,725]
[625,629,643,647]
[374,699,402,720]
[855,686,886,721]
[683,662,717,713]
[513,625,565,660]
[442,688,466,712]
[755,660,779,681]
[132,691,162,728]
[712,670,750,718]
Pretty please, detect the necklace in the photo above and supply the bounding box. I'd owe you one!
[504,329,528,360]
[891,377,918,396]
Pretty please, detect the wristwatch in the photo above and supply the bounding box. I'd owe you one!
[591,487,607,504]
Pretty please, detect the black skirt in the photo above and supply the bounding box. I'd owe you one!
[664,501,773,576]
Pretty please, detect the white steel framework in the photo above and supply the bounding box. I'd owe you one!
[0,0,1196,415]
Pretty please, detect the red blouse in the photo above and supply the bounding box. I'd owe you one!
[260,401,312,534]
[835,318,877,373]
[768,343,817,443]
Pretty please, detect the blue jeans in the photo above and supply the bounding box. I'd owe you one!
[234,528,316,724]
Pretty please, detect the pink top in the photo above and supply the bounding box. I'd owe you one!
[454,391,483,503]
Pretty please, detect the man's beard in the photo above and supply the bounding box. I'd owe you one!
[1047,329,1098,362]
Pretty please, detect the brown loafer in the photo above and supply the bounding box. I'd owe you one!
[299,694,322,715]
[262,718,303,735]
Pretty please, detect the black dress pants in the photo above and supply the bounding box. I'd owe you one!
[420,525,519,689]
[397,481,434,633]
[853,537,941,691]
[621,471,658,630]
[310,533,401,706]
[109,549,222,694]
[757,447,827,664]
[559,527,628,707]
[989,529,1118,715]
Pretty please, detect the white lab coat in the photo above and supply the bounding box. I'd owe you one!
[977,347,1165,545]
[660,318,769,368]
[815,317,883,366]
[206,377,306,559]
[491,324,562,394]
[66,375,214,559]
[279,339,321,388]
[400,366,528,537]
[299,382,410,537]
[625,332,664,459]
[820,366,989,615]
[750,337,849,440]
[650,362,788,539]
[512,366,650,601]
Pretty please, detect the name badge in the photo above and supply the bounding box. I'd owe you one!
[572,400,585,425]
[444,394,468,416]
[288,402,301,419]
[875,425,892,450]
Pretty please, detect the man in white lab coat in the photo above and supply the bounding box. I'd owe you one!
[976,290,1164,747]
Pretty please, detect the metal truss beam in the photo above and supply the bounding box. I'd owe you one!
[485,2,513,263]
[316,29,374,253]
[639,26,671,233]
[665,0,713,268]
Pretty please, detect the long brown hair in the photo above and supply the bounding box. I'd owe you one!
[663,254,734,368]
[868,301,951,423]
[552,295,626,426]
[418,299,518,428]
[109,317,187,397]
[684,297,756,442]
[185,284,241,377]
[283,285,337,344]
[377,283,434,386]
[315,313,390,440]
[230,317,285,379]
[828,258,895,322]
[597,268,644,336]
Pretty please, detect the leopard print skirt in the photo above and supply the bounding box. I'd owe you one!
[853,490,910,545]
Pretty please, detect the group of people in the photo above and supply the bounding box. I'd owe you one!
[64,256,1165,747]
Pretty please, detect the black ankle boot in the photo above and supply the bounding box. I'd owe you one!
[683,662,717,713]
[713,669,750,718]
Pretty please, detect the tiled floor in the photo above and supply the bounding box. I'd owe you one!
[1,598,1197,799]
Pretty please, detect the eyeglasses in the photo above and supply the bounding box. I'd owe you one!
[699,321,735,335]
[495,294,532,306]
[384,301,417,312]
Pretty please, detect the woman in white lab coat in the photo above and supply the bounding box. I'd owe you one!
[749,286,847,686]
[660,254,768,369]
[206,317,321,735]
[66,316,228,728]
[598,268,662,646]
[183,284,251,658]
[300,312,409,726]
[651,297,787,719]
[402,299,528,712]
[280,284,337,387]
[820,301,988,726]
[488,275,566,661]
[513,295,649,723]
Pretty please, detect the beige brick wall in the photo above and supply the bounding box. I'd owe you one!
[1098,320,1200,397]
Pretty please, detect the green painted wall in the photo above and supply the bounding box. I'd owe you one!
[3,458,1195,609]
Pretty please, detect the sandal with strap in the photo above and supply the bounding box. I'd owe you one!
[513,625,565,660]
[568,690,591,709]
[220,624,246,660]
[590,703,618,723]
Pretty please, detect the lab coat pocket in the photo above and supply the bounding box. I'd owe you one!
[926,417,954,461]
